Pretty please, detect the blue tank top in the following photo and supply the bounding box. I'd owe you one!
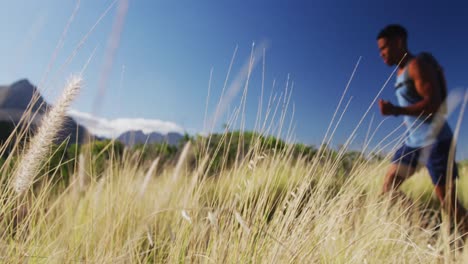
[395,66,452,147]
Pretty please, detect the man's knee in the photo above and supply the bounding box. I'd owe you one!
[382,172,405,193]
[382,164,415,194]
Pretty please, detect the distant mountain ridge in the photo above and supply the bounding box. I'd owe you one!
[0,79,89,144]
[117,130,183,146]
[0,79,184,147]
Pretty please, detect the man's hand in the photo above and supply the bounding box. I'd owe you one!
[379,99,400,116]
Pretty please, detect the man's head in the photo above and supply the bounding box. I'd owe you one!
[377,24,408,66]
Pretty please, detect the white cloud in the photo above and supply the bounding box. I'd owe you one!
[68,109,184,138]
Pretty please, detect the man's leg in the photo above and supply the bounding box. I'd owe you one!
[383,144,420,202]
[382,163,417,199]
[434,183,467,226]
[426,138,467,233]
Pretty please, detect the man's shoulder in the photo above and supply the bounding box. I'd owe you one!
[416,52,441,68]
[408,53,440,75]
[407,57,422,74]
[417,51,435,59]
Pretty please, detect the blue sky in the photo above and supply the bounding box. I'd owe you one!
[0,0,467,159]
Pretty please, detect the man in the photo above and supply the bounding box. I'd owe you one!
[376,24,465,221]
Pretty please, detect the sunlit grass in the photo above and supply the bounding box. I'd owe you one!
[0,128,466,263]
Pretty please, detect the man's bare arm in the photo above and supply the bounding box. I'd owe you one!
[393,57,442,116]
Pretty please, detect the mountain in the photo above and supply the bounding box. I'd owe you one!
[0,79,89,145]
[166,132,184,145]
[117,130,183,146]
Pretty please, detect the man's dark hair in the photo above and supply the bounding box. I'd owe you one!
[377,24,408,42]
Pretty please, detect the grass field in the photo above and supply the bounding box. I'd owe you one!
[0,127,467,263]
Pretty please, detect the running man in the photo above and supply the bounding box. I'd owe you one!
[376,24,466,221]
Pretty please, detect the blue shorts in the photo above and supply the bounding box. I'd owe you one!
[391,139,459,186]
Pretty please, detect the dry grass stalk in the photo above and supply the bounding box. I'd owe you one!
[13,76,82,195]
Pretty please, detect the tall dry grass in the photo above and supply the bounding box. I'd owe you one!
[0,131,466,263]
[13,76,82,196]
